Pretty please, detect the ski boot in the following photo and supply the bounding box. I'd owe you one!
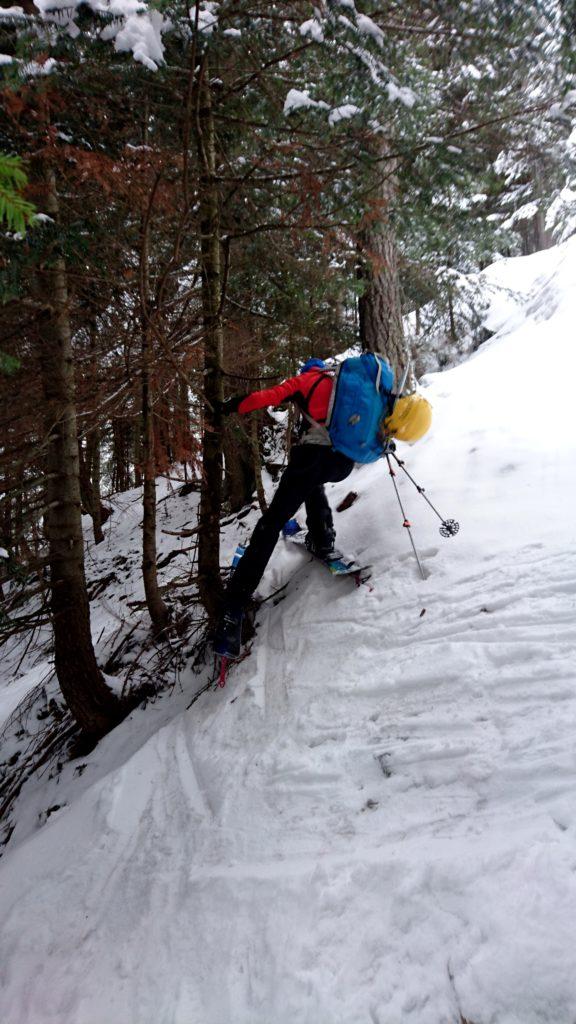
[214,602,244,660]
[304,531,340,562]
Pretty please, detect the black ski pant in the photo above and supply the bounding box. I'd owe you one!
[226,445,354,606]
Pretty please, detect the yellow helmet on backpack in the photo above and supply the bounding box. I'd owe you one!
[383,393,432,443]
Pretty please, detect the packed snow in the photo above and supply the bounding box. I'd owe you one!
[1,239,576,1023]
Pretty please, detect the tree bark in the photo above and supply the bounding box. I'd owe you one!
[447,288,457,345]
[196,62,225,622]
[357,138,408,383]
[223,421,255,512]
[78,433,105,544]
[86,322,105,544]
[134,85,171,635]
[140,200,170,634]
[112,417,132,492]
[141,331,170,633]
[250,416,267,515]
[33,166,120,738]
[175,375,193,476]
[133,416,143,488]
[87,428,105,544]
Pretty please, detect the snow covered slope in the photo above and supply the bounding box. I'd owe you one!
[1,240,576,1024]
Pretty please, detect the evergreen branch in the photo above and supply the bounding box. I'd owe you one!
[0,155,36,233]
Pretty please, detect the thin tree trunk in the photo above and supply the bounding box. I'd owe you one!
[133,416,143,488]
[78,437,94,508]
[357,138,408,382]
[33,165,120,738]
[176,375,193,476]
[141,332,170,633]
[0,469,11,601]
[250,417,267,515]
[1,469,13,557]
[78,432,105,544]
[140,219,170,633]
[112,417,132,492]
[87,323,104,544]
[135,88,170,635]
[531,162,554,254]
[447,288,457,345]
[87,430,104,544]
[196,61,224,622]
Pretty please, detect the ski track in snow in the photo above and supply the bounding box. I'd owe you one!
[2,239,576,1023]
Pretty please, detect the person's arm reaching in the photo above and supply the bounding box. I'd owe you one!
[236,374,304,414]
[218,376,305,416]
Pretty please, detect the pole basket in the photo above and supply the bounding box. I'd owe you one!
[439,519,460,538]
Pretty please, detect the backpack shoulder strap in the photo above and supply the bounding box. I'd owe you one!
[297,371,334,441]
[301,371,333,422]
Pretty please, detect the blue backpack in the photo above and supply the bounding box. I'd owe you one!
[316,353,395,463]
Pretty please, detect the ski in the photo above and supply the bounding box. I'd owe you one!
[282,520,372,587]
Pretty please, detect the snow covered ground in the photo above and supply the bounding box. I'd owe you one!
[1,239,576,1023]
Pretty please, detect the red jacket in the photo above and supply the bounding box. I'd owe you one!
[238,368,333,423]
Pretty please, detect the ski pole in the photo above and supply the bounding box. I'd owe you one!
[390,452,460,538]
[385,454,426,581]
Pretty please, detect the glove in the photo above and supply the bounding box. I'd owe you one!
[381,439,396,456]
[217,395,246,416]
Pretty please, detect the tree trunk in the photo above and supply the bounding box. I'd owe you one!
[1,469,14,558]
[78,437,94,508]
[112,417,132,492]
[141,330,170,634]
[134,86,170,635]
[447,288,457,345]
[140,202,170,633]
[250,416,267,515]
[86,322,104,544]
[87,428,105,544]
[78,433,105,544]
[33,166,120,738]
[196,62,225,622]
[529,161,554,254]
[133,416,143,488]
[223,419,255,513]
[357,138,408,383]
[175,375,193,476]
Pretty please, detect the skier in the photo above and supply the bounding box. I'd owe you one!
[214,358,351,656]
[213,356,430,657]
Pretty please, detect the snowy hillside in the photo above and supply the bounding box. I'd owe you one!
[1,239,576,1023]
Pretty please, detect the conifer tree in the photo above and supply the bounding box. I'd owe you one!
[2,0,573,674]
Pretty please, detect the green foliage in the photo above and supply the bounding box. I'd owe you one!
[0,154,36,234]
[0,351,20,375]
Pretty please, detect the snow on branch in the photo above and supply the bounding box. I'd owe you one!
[328,104,361,126]
[7,0,225,76]
[192,1,219,35]
[283,89,329,115]
[299,18,324,43]
[355,12,384,47]
[101,8,166,71]
[0,6,27,18]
